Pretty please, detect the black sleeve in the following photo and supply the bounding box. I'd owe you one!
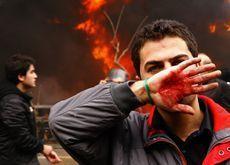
[49,82,142,164]
[0,96,43,154]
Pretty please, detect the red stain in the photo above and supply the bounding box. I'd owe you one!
[158,71,192,108]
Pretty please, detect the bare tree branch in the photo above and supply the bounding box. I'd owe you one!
[103,11,116,34]
[114,5,125,38]
[114,61,127,72]
[104,6,148,75]
[117,16,148,62]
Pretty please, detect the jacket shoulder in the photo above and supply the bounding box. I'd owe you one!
[1,94,24,103]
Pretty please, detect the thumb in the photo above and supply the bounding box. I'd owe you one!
[171,104,195,115]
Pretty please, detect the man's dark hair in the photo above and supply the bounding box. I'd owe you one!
[5,54,36,84]
[131,19,198,76]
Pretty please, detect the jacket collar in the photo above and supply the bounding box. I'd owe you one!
[147,95,230,135]
[198,95,230,132]
[0,80,32,102]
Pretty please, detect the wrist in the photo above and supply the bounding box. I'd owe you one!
[143,79,154,105]
[130,80,148,104]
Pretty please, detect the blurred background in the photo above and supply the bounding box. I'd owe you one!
[0,0,229,104]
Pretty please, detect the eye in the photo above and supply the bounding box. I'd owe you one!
[30,70,36,74]
[147,65,162,73]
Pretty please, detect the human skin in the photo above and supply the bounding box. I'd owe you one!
[130,37,221,114]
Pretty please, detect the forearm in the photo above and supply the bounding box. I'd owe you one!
[49,82,142,140]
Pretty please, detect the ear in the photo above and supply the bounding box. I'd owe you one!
[18,74,25,82]
[135,75,140,80]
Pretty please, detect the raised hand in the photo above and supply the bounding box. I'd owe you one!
[148,58,221,114]
[131,58,221,114]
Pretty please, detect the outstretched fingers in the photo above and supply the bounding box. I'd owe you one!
[177,57,201,72]
[189,70,221,84]
[192,82,219,94]
[184,63,216,77]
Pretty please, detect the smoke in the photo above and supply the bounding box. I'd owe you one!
[0,0,229,104]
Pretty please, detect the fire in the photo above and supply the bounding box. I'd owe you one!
[209,24,216,33]
[75,0,134,74]
[209,21,230,33]
[224,23,230,31]
[75,19,100,35]
[82,0,106,13]
[92,39,114,71]
[76,20,114,72]
[75,0,114,73]
[75,17,114,73]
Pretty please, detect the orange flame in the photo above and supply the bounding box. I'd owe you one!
[209,24,216,33]
[82,0,106,13]
[76,0,133,74]
[92,39,114,71]
[75,18,114,73]
[75,19,100,35]
[209,21,230,33]
[224,23,230,31]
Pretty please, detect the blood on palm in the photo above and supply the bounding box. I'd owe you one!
[159,71,192,107]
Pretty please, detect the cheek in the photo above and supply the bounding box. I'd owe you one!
[26,75,34,82]
[140,66,154,80]
[139,68,146,79]
[140,72,152,80]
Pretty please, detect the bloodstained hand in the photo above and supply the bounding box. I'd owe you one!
[147,58,221,114]
[158,71,192,109]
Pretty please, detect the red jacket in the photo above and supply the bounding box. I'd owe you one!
[147,95,230,165]
[200,95,230,165]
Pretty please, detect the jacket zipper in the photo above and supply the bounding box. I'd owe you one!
[145,137,187,165]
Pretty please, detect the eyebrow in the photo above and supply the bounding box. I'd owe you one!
[170,54,189,62]
[144,54,190,70]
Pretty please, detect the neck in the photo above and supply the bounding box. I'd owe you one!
[16,83,28,93]
[158,95,204,141]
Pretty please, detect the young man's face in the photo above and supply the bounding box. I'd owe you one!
[19,64,38,89]
[139,36,196,104]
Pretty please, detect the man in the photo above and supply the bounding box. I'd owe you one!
[49,20,230,165]
[99,68,129,84]
[0,54,61,164]
[198,53,230,110]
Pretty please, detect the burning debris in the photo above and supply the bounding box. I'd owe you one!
[75,0,115,73]
[224,22,230,31]
[209,24,217,33]
[75,0,146,77]
[82,0,107,13]
[209,21,230,33]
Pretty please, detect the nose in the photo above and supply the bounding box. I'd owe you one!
[35,73,38,79]
[164,62,172,70]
